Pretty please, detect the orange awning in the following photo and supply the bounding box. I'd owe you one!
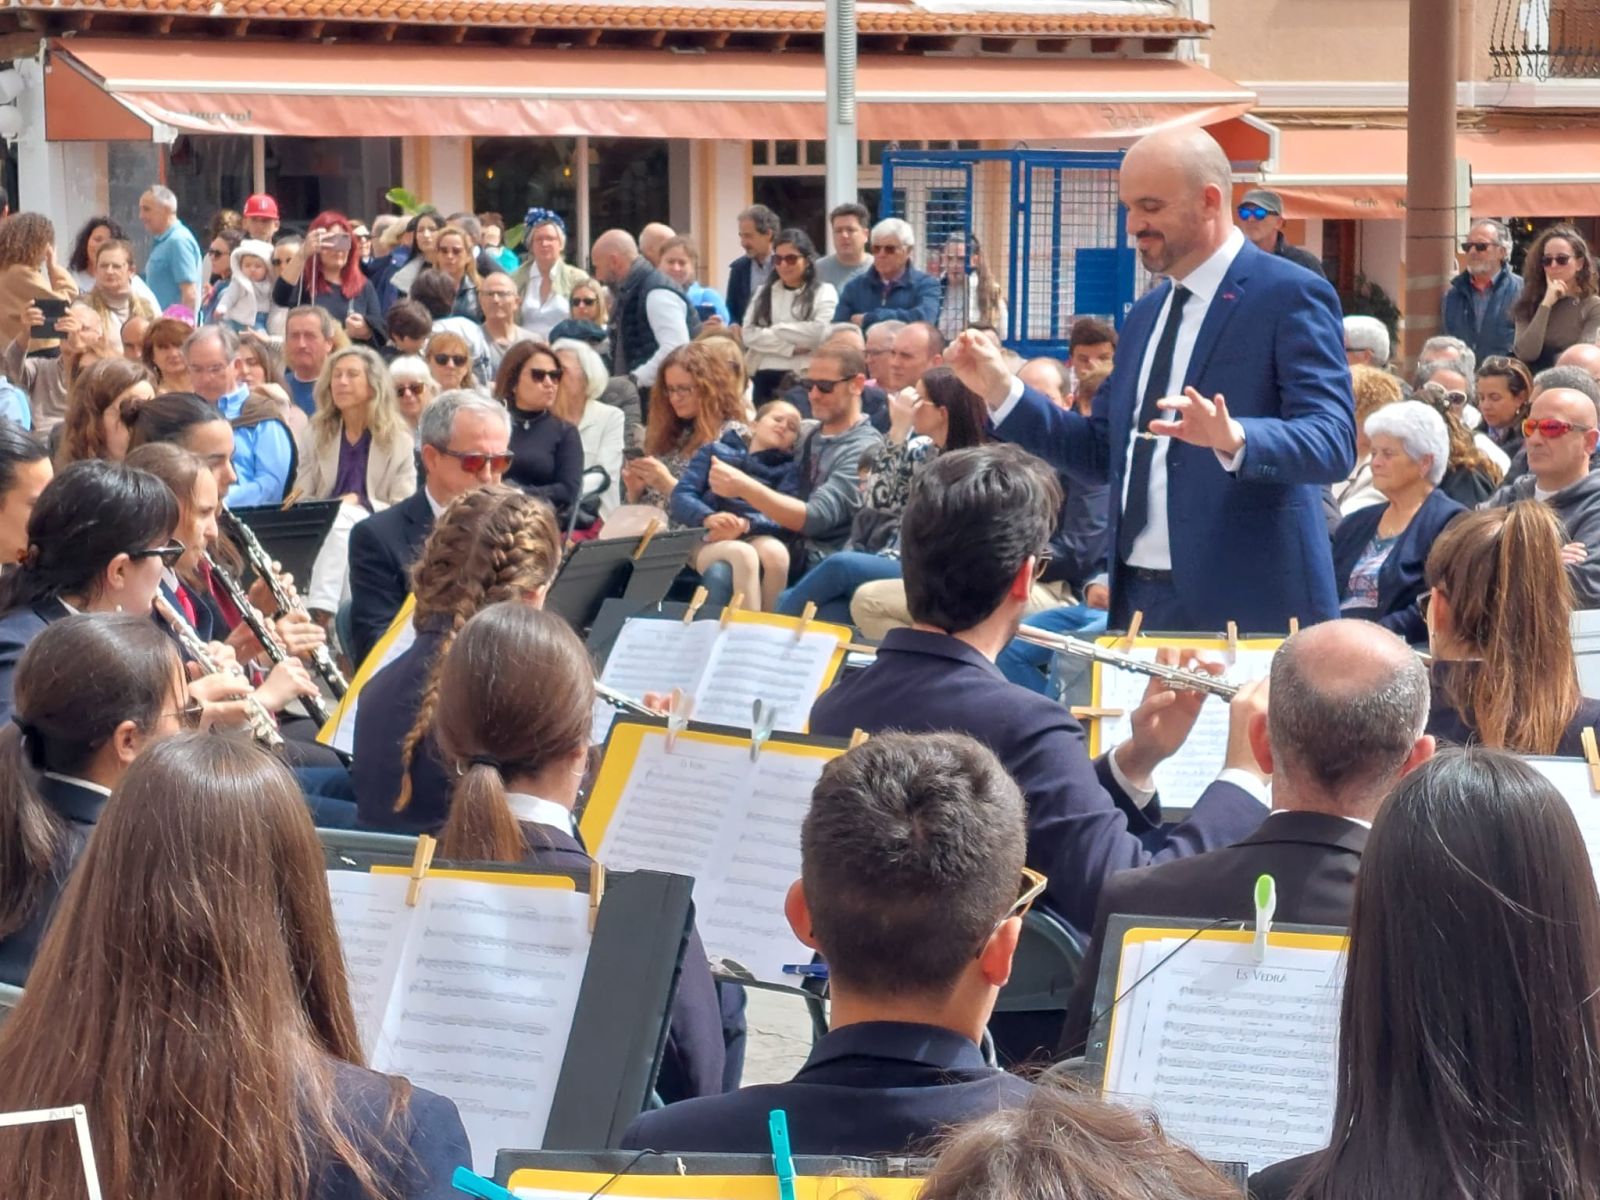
[1258,126,1600,219]
[48,38,1254,143]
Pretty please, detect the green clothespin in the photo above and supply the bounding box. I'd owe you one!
[769,1109,797,1200]
[1253,873,1277,962]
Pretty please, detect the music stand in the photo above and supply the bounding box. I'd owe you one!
[618,528,700,608]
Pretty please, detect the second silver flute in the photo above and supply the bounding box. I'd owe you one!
[152,592,286,749]
[1013,627,1241,699]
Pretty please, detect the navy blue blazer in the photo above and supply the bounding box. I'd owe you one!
[725,257,759,329]
[348,489,435,668]
[621,1021,1032,1156]
[809,629,1268,938]
[0,600,68,724]
[314,1060,471,1200]
[993,239,1356,631]
[0,773,108,987]
[351,624,451,835]
[1331,487,1464,642]
[517,821,727,1104]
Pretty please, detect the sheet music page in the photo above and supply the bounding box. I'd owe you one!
[1526,757,1600,879]
[1095,649,1274,811]
[591,620,721,744]
[1102,934,1343,1174]
[330,622,418,755]
[694,623,841,731]
[370,877,592,1174]
[325,870,413,1053]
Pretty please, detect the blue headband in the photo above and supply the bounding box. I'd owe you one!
[524,208,566,236]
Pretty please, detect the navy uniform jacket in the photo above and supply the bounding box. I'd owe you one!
[0,599,68,724]
[1426,660,1600,757]
[991,238,1356,631]
[314,1060,471,1200]
[1060,809,1368,1055]
[809,629,1267,939]
[621,1021,1032,1156]
[348,489,435,668]
[351,625,452,836]
[0,773,108,987]
[1330,486,1464,643]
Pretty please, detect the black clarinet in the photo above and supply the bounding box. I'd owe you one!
[205,551,333,728]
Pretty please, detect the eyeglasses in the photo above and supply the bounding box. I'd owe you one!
[772,253,805,267]
[802,377,847,394]
[1544,254,1576,267]
[870,244,905,255]
[432,353,469,368]
[272,257,294,267]
[1523,416,1595,438]
[1237,204,1274,221]
[523,367,564,384]
[1032,551,1054,581]
[976,867,1048,958]
[482,291,517,302]
[130,540,186,568]
[663,383,697,398]
[167,699,205,729]
[353,229,371,239]
[435,447,515,473]
[1461,241,1496,252]
[395,382,428,397]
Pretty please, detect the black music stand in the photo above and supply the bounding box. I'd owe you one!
[230,501,341,596]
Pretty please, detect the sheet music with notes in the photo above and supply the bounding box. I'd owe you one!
[583,723,842,984]
[1089,641,1278,811]
[1101,928,1345,1175]
[591,613,850,744]
[326,870,591,1174]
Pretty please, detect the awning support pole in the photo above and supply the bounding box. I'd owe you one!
[1401,0,1458,368]
[576,133,591,263]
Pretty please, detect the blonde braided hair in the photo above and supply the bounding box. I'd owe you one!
[393,485,561,812]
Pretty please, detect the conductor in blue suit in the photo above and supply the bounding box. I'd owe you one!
[953,127,1355,633]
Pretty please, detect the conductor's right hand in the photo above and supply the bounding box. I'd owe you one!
[946,329,1013,410]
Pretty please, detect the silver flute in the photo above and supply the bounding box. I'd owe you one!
[218,507,350,699]
[204,552,332,728]
[1013,627,1242,699]
[152,592,286,749]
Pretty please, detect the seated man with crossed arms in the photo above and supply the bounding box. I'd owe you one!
[622,731,1037,1155]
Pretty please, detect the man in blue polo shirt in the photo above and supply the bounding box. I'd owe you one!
[139,185,203,313]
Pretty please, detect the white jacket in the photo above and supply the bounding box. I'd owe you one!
[742,281,839,376]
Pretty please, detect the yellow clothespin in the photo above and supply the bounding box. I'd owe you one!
[721,592,745,628]
[1225,620,1239,664]
[632,519,662,561]
[750,700,778,763]
[1070,706,1126,721]
[1583,727,1600,792]
[1120,610,1144,652]
[588,860,606,933]
[406,833,437,907]
[682,585,708,623]
[794,600,817,641]
[1288,616,1300,637]
[849,728,870,748]
[664,687,694,753]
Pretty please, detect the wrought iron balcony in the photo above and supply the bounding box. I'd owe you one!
[1492,0,1600,79]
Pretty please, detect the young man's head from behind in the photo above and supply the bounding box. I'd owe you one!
[788,732,1029,1017]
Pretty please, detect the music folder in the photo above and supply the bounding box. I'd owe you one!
[496,1149,932,1196]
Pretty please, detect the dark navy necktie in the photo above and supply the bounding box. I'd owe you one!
[1117,284,1190,563]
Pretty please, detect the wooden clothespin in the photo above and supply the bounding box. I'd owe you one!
[1584,727,1600,792]
[1120,609,1144,652]
[588,860,606,933]
[721,592,746,629]
[406,833,437,907]
[632,518,662,561]
[750,700,779,762]
[1225,620,1239,664]
[682,585,709,623]
[664,687,694,753]
[279,488,303,511]
[1288,616,1301,637]
[849,728,870,748]
[794,600,817,641]
[1070,705,1126,722]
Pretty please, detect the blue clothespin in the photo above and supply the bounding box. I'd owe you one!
[452,1166,517,1200]
[750,700,779,762]
[1253,873,1277,962]
[781,962,830,979]
[769,1109,797,1200]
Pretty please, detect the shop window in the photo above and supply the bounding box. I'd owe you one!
[473,138,578,230]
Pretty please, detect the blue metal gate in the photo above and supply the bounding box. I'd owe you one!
[882,148,1137,357]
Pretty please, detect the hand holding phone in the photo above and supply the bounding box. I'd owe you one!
[31,297,68,340]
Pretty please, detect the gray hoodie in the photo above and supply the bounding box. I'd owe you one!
[1484,468,1600,607]
[795,415,884,566]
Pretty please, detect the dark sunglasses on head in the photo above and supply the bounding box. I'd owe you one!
[436,447,515,473]
[1237,204,1274,221]
[432,353,469,368]
[1544,254,1576,267]
[131,540,186,568]
[1524,416,1594,438]
[523,367,564,384]
[395,382,428,397]
[802,377,847,394]
[1461,240,1496,252]
[772,253,805,267]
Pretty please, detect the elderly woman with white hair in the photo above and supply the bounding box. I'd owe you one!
[551,336,624,520]
[834,216,942,332]
[1331,399,1467,642]
[387,353,437,435]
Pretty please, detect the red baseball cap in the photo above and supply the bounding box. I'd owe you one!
[243,193,279,220]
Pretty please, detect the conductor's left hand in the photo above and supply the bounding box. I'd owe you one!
[1150,387,1246,457]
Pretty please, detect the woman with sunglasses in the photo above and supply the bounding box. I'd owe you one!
[431,225,484,325]
[388,354,438,435]
[197,226,242,326]
[742,228,838,405]
[565,277,609,333]
[492,340,583,523]
[424,329,478,394]
[552,337,625,520]
[1474,354,1534,457]
[1513,223,1600,373]
[0,613,189,986]
[274,210,388,352]
[513,209,590,342]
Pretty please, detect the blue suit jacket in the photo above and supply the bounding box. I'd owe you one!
[0,600,68,724]
[994,239,1356,631]
[809,629,1267,937]
[348,489,435,668]
[621,1021,1032,1156]
[1330,487,1464,642]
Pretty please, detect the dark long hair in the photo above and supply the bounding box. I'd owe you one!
[126,391,229,453]
[0,734,404,1200]
[1294,747,1600,1200]
[750,227,820,326]
[1514,223,1597,323]
[0,614,179,942]
[920,366,990,451]
[0,460,176,612]
[68,216,124,276]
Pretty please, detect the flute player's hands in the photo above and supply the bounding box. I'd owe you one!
[1110,648,1222,789]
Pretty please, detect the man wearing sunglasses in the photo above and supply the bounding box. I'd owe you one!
[1442,218,1520,361]
[1236,189,1326,279]
[834,217,942,332]
[1484,386,1600,607]
[623,732,1039,1155]
[346,392,512,664]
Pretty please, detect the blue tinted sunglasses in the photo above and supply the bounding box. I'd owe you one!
[1237,204,1275,221]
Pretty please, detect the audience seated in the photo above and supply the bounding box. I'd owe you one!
[0,733,471,1199]
[1333,365,1402,516]
[1475,354,1533,458]
[0,416,50,564]
[1423,502,1600,754]
[1060,619,1433,1054]
[622,340,748,512]
[1250,748,1600,1199]
[431,601,732,1103]
[623,731,1036,1155]
[1413,380,1503,506]
[491,339,583,524]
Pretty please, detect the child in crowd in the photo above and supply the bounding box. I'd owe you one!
[671,399,802,611]
[214,238,274,333]
[382,298,433,363]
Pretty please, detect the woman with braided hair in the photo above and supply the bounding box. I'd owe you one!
[349,484,561,835]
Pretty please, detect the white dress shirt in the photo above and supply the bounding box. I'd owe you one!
[503,791,578,835]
